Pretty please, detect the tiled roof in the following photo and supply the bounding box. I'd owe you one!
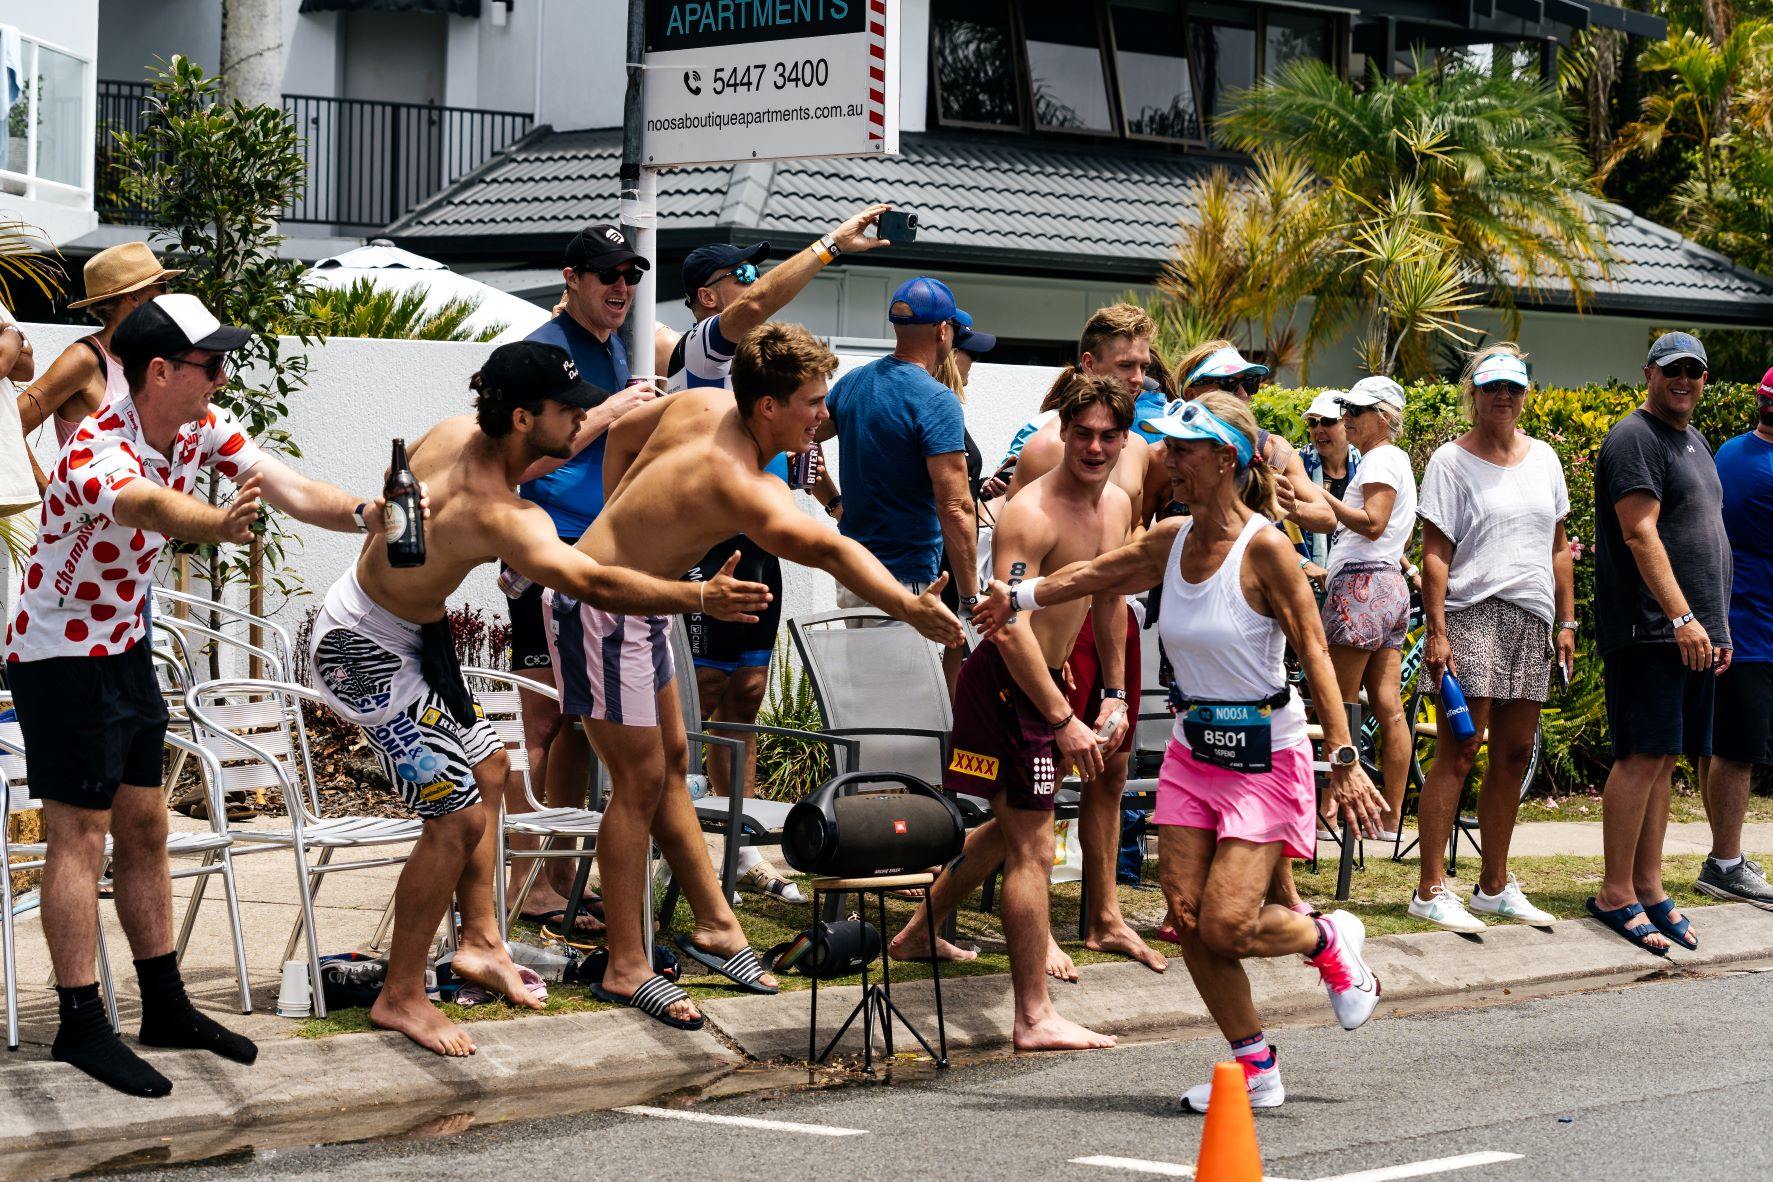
[390,128,1773,323]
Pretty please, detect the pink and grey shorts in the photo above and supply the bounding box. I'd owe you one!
[541,588,675,728]
[1321,561,1410,652]
[1153,737,1315,859]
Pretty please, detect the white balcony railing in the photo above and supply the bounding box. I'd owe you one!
[0,25,95,210]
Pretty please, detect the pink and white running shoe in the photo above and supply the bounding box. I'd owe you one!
[1181,1051,1285,1113]
[1307,910,1380,1030]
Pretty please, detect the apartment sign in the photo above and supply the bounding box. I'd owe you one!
[642,0,898,167]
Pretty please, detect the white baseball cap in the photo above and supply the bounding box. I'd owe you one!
[1340,375,1407,410]
[1184,346,1269,387]
[1305,392,1345,421]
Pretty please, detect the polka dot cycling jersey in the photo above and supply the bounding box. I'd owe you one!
[6,393,265,663]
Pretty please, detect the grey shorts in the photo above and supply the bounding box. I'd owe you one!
[1416,598,1552,703]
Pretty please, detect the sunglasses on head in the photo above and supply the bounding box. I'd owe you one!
[1658,360,1706,380]
[710,262,759,287]
[581,265,642,286]
[167,353,229,381]
[1477,380,1526,395]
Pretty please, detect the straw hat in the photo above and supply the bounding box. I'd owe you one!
[67,242,184,309]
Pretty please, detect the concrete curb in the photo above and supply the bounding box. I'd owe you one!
[4,903,1769,1172]
[699,902,1773,1061]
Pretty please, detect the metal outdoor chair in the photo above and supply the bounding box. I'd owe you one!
[185,679,422,1020]
[152,588,297,679]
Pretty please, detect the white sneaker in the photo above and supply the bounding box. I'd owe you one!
[1181,1054,1286,1113]
[1307,910,1380,1031]
[1408,884,1489,934]
[1470,874,1555,926]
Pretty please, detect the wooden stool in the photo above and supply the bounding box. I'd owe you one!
[807,871,949,1072]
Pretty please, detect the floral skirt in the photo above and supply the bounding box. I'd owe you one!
[1321,562,1410,652]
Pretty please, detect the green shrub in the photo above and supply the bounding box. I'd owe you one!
[1251,378,1765,792]
[754,639,832,803]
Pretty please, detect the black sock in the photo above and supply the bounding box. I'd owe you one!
[1308,917,1331,960]
[134,952,258,1065]
[52,983,172,1098]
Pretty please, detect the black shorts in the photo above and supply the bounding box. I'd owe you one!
[505,534,578,673]
[1713,660,1773,765]
[683,533,783,673]
[1603,644,1716,759]
[8,642,169,809]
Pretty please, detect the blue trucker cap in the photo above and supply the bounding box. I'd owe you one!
[889,276,964,325]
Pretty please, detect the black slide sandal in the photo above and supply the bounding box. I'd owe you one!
[675,936,779,994]
[591,974,705,1030]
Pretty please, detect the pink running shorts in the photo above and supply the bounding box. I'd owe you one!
[1153,738,1316,859]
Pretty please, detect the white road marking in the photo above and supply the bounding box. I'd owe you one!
[1073,1149,1523,1182]
[1311,1151,1524,1182]
[612,1105,867,1137]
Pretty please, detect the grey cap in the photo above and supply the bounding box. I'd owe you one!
[1647,331,1707,369]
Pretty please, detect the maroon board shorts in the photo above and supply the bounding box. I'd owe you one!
[1065,608,1142,756]
[944,641,1063,812]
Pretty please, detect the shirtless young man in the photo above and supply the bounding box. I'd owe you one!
[307,341,769,1057]
[998,305,1166,975]
[891,371,1136,1052]
[557,322,963,1030]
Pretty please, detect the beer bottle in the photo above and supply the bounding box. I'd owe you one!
[384,438,425,568]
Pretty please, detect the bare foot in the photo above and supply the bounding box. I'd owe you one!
[1013,1013,1116,1052]
[450,944,546,1011]
[1086,923,1168,972]
[888,926,978,963]
[1045,938,1078,983]
[685,924,780,991]
[603,961,702,1025]
[370,992,476,1057]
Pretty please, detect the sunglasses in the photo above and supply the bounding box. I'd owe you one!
[1194,373,1262,396]
[1477,380,1526,395]
[580,265,643,286]
[1340,402,1374,417]
[1304,416,1338,429]
[167,353,229,381]
[709,263,759,288]
[1171,400,1254,466]
[1658,360,1706,380]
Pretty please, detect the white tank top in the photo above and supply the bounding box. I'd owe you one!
[1158,512,1307,752]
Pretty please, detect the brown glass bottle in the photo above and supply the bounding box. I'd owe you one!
[384,438,425,568]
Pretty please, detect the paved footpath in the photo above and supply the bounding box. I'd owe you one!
[82,966,1773,1182]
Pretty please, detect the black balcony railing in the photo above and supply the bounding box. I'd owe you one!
[95,81,533,230]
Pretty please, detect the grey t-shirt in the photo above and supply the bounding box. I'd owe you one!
[1593,408,1732,656]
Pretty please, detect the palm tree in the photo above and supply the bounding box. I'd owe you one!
[305,278,507,342]
[1216,60,1612,330]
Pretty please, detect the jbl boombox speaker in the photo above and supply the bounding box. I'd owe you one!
[783,771,965,878]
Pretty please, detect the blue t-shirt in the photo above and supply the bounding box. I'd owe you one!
[827,356,965,583]
[1716,430,1773,662]
[518,312,630,538]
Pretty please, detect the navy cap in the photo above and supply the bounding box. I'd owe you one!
[563,224,648,273]
[478,341,608,409]
[889,276,963,325]
[951,308,996,355]
[681,241,770,306]
[1647,331,1707,369]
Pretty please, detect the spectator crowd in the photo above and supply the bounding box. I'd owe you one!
[5,225,1772,1112]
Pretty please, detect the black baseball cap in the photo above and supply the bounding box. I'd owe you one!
[477,341,607,409]
[681,241,770,306]
[563,224,649,273]
[112,294,251,370]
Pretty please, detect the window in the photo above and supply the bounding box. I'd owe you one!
[1022,8,1114,133]
[929,1,1342,147]
[1110,0,1202,142]
[1265,9,1335,79]
[933,0,1022,128]
[1,29,91,203]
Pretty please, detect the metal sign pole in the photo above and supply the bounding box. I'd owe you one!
[620,0,658,380]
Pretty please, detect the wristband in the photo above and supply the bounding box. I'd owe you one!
[813,233,840,264]
[960,595,980,609]
[1670,611,1696,630]
[1559,620,1578,632]
[825,493,842,515]
[1101,688,1128,701]
[1047,710,1074,732]
[699,580,707,614]
[1298,556,1311,570]
[1009,576,1045,613]
[352,502,369,533]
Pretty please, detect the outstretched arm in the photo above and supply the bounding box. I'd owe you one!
[114,473,262,545]
[496,503,771,622]
[714,204,894,343]
[747,492,963,647]
[972,517,1179,640]
[252,453,423,534]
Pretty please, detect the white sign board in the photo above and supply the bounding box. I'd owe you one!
[642,0,898,168]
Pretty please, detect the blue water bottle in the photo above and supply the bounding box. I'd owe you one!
[1440,671,1477,741]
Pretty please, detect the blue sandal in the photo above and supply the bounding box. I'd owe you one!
[1585,897,1668,957]
[1641,898,1698,950]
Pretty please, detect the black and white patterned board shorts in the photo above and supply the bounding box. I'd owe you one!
[308,572,501,820]
[1416,597,1553,704]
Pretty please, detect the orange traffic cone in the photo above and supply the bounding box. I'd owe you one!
[1194,1061,1263,1181]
